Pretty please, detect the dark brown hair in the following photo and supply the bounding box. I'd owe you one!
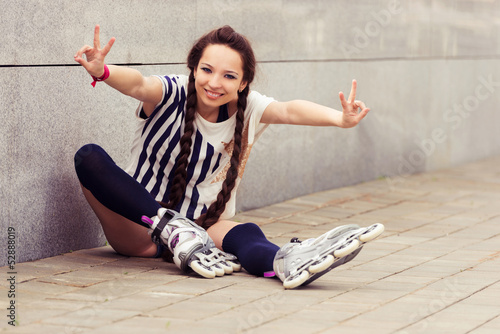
[163,26,256,229]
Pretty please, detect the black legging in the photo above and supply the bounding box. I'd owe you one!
[74,144,161,228]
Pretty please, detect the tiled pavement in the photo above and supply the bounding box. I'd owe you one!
[2,156,500,334]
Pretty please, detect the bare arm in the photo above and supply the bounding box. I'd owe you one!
[103,65,163,106]
[74,25,163,115]
[261,80,370,128]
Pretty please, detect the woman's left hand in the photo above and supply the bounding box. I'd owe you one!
[338,80,370,128]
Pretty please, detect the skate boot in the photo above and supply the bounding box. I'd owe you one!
[273,223,384,289]
[142,208,241,279]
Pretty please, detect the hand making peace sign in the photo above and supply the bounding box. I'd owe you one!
[74,25,116,78]
[338,80,370,128]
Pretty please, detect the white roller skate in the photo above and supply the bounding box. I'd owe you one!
[273,223,384,289]
[142,208,241,279]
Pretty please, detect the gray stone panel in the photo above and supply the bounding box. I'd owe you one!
[237,58,500,211]
[2,0,500,264]
[1,64,185,263]
[3,1,500,66]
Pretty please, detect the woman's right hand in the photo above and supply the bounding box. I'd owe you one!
[74,25,115,78]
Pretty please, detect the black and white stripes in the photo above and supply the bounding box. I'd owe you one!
[125,75,274,220]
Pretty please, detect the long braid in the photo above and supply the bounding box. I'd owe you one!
[197,88,248,229]
[160,72,197,210]
[157,73,196,263]
[159,25,255,231]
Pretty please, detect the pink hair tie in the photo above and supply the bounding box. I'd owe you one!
[91,64,110,87]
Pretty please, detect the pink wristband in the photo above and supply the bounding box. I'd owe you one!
[91,65,110,87]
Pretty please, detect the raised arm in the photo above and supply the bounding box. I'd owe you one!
[74,25,163,115]
[261,80,370,128]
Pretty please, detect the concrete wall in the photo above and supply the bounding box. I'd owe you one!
[2,0,500,264]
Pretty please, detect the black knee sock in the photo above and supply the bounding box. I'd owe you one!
[222,223,280,277]
[74,144,161,228]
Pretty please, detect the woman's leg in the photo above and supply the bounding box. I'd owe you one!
[206,220,240,249]
[208,220,279,277]
[82,186,158,257]
[74,144,162,257]
[75,144,161,227]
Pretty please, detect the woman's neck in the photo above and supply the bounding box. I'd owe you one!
[197,101,237,123]
[196,107,219,123]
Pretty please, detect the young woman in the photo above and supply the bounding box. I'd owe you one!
[74,25,384,289]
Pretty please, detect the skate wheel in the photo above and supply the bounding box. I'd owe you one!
[334,239,360,258]
[283,270,310,289]
[359,224,385,243]
[219,261,234,275]
[213,264,225,277]
[229,261,242,272]
[190,260,216,279]
[309,254,334,274]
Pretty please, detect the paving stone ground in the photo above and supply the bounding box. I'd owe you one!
[2,156,500,334]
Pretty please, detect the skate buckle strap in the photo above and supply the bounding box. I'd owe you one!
[151,209,175,245]
[166,226,199,249]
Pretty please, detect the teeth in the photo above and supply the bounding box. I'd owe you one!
[206,90,221,98]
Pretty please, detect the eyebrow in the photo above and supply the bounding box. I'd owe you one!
[201,63,239,76]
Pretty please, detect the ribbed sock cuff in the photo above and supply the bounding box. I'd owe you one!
[222,223,279,277]
[222,222,264,255]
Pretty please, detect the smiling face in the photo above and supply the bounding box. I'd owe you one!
[193,44,247,116]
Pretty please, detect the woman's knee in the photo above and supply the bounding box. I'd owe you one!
[207,220,242,249]
[74,144,102,170]
[74,144,106,187]
[74,143,114,180]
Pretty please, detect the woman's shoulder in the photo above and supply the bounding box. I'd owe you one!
[154,74,190,99]
[157,74,189,86]
[247,89,276,110]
